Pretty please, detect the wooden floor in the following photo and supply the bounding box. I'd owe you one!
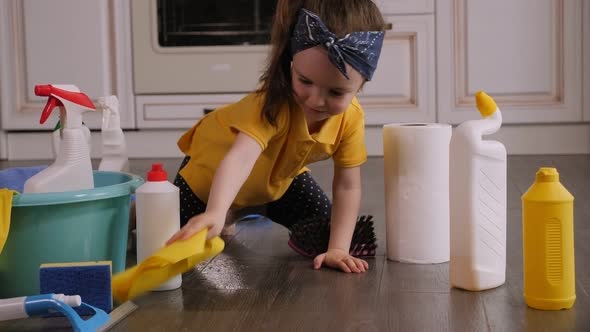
[1,155,589,331]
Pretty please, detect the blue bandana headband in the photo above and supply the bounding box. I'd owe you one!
[290,8,385,81]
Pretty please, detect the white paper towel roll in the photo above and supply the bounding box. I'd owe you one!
[382,123,452,263]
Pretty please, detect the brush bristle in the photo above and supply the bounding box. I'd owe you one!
[288,215,377,258]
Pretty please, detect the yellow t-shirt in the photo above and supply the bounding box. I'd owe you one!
[177,92,367,208]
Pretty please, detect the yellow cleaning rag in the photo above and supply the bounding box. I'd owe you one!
[112,229,224,302]
[0,189,17,254]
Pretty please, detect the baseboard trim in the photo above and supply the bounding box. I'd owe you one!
[3,123,590,160]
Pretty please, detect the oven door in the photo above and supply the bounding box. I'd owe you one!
[131,0,273,94]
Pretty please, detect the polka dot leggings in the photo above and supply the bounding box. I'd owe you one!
[174,157,206,226]
[173,156,331,228]
[266,170,331,229]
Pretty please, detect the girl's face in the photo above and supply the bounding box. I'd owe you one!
[291,46,365,131]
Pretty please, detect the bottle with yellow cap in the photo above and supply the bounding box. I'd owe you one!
[449,91,507,291]
[522,167,575,310]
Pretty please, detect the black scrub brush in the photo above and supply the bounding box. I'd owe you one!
[287,215,377,258]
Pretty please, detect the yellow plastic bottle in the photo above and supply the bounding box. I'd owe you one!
[521,167,575,310]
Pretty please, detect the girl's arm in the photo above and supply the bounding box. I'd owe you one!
[313,165,368,273]
[167,131,262,243]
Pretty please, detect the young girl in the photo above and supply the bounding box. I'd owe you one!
[166,0,386,274]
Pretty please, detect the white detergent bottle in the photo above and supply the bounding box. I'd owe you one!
[24,84,96,193]
[136,163,182,291]
[449,91,507,291]
[96,95,129,172]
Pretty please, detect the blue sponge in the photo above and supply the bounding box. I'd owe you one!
[39,261,112,316]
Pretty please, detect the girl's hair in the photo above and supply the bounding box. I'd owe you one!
[257,0,386,126]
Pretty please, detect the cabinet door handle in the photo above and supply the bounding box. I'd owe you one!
[384,23,393,31]
[203,108,215,115]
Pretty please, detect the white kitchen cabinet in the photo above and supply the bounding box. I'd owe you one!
[105,0,590,158]
[360,14,436,125]
[375,0,434,15]
[0,0,134,130]
[437,0,583,124]
[2,0,589,160]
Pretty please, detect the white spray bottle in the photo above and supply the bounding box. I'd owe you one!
[96,95,129,172]
[24,84,96,193]
[449,91,507,291]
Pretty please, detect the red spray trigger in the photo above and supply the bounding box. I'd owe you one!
[39,96,62,124]
[35,84,96,125]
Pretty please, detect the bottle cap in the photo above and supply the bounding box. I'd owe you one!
[475,91,498,118]
[535,167,559,182]
[147,163,167,182]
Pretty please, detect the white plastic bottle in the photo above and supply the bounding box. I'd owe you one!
[449,91,507,291]
[97,96,129,173]
[24,84,95,193]
[135,163,182,291]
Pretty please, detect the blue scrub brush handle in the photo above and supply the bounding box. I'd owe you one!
[27,298,110,332]
[68,303,110,332]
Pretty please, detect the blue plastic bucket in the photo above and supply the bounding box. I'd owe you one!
[0,171,143,298]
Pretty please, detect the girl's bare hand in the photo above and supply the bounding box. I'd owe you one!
[313,248,368,273]
[166,211,225,245]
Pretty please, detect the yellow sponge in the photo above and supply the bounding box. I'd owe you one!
[0,189,17,254]
[112,229,224,302]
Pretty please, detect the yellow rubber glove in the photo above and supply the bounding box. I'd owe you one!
[0,189,17,254]
[112,229,224,302]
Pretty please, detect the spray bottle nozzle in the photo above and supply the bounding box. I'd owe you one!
[34,84,52,97]
[34,84,96,127]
